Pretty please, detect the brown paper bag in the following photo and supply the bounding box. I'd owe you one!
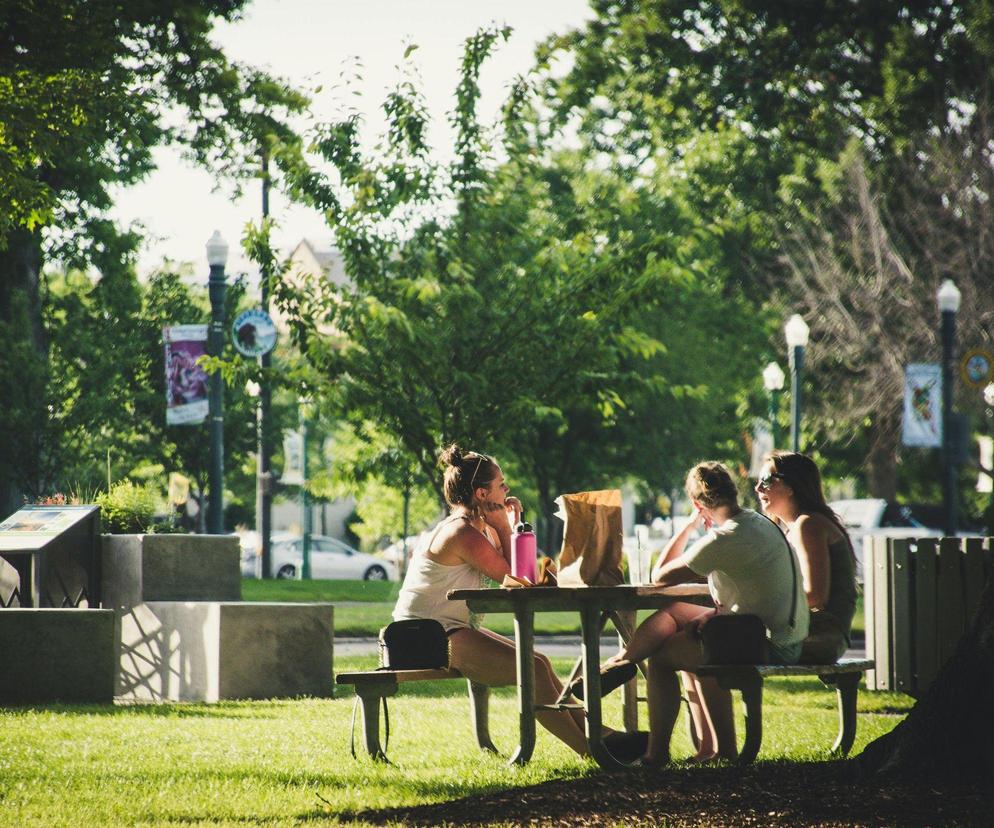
[554,489,624,586]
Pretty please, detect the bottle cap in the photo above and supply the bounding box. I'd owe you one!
[515,521,533,533]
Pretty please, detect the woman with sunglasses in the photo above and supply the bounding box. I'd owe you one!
[392,444,591,756]
[754,451,858,663]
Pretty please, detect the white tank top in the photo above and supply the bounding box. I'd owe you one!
[392,516,489,631]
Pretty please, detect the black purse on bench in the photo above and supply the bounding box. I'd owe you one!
[378,618,450,670]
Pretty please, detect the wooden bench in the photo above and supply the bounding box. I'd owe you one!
[695,657,874,764]
[336,668,497,761]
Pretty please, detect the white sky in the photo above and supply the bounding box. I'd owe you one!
[110,0,594,279]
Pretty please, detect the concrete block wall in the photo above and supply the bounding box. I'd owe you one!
[117,601,334,702]
[101,534,241,607]
[0,609,116,704]
[100,534,334,703]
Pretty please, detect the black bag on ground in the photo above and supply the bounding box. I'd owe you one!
[378,619,449,670]
[700,614,768,665]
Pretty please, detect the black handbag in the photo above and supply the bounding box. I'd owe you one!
[700,613,768,664]
[378,618,449,670]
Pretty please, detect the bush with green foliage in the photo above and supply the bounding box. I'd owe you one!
[95,480,158,534]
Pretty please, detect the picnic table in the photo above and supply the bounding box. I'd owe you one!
[447,583,711,770]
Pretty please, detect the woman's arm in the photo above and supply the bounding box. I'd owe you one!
[792,514,830,609]
[454,525,513,582]
[651,509,705,581]
[482,497,520,567]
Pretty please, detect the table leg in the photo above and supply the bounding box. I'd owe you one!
[509,604,536,766]
[613,609,639,732]
[581,604,626,770]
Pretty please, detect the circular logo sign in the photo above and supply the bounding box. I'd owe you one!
[961,348,994,388]
[232,309,278,358]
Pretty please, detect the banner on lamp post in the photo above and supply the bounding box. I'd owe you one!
[902,363,942,448]
[163,325,209,425]
[281,429,304,486]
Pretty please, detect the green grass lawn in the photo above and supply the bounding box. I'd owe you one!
[240,579,869,641]
[0,655,911,827]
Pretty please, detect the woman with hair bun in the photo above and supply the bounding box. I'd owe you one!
[755,451,858,664]
[392,444,590,755]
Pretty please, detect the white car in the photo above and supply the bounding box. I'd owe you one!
[238,532,398,581]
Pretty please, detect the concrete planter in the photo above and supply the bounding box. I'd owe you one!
[101,533,240,608]
[117,601,334,701]
[0,609,116,704]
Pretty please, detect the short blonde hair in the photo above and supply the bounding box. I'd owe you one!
[685,461,738,510]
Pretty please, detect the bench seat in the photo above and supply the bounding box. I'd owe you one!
[696,657,874,764]
[336,668,496,761]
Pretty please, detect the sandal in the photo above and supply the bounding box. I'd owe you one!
[568,660,637,701]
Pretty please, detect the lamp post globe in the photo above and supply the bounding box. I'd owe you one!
[784,314,809,453]
[937,280,960,535]
[206,230,228,535]
[763,361,785,448]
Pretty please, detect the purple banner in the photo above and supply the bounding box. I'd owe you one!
[163,325,209,425]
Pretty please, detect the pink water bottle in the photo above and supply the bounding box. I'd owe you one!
[511,518,538,583]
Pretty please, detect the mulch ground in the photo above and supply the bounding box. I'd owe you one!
[340,762,991,827]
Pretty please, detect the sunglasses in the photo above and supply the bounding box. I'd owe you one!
[756,472,785,491]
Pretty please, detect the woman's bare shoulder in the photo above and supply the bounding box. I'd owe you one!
[796,512,844,543]
[429,519,486,558]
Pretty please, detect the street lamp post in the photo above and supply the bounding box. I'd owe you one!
[937,279,962,536]
[784,314,810,454]
[300,400,311,580]
[762,361,786,448]
[206,230,229,535]
[258,151,274,578]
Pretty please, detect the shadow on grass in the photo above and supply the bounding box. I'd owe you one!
[334,760,991,827]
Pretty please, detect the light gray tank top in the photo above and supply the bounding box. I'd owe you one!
[392,516,488,632]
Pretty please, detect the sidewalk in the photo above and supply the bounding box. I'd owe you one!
[335,634,866,660]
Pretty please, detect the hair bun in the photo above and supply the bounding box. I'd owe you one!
[438,443,464,468]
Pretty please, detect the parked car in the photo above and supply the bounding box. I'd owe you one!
[237,532,398,581]
[829,498,982,581]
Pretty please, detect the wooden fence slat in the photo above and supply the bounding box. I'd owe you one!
[890,538,914,694]
[936,538,965,671]
[872,536,892,691]
[864,535,877,689]
[963,538,987,628]
[914,538,939,695]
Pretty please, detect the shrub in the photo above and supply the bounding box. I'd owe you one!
[95,481,158,534]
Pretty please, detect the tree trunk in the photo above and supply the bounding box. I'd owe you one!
[0,227,44,347]
[856,577,994,784]
[865,413,899,500]
[0,228,46,505]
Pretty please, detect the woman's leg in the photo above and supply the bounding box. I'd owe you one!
[681,673,735,761]
[643,630,704,764]
[449,627,589,756]
[680,671,715,759]
[695,675,736,760]
[615,602,711,665]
